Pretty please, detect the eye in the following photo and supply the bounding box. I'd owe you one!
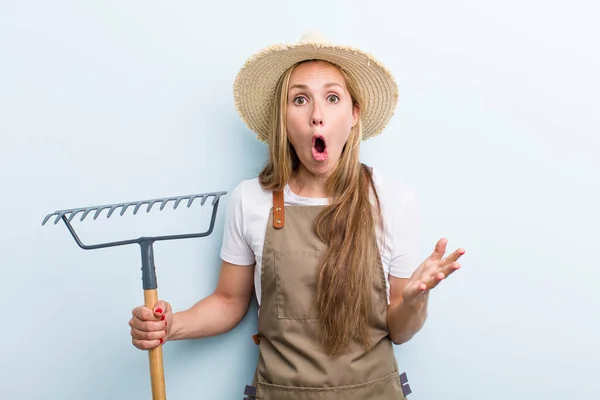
[293,96,307,105]
[327,95,340,103]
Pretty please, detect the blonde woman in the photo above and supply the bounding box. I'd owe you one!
[129,32,465,399]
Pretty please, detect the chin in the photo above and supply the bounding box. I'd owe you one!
[307,160,336,176]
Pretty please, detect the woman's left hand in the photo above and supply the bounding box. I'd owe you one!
[402,238,465,308]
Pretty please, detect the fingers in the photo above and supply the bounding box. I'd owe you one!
[405,269,448,303]
[130,324,166,341]
[132,305,155,321]
[435,246,464,280]
[129,315,166,332]
[130,301,171,351]
[152,300,171,318]
[429,238,448,261]
[132,338,163,350]
[403,240,465,306]
[442,247,466,266]
[427,254,462,288]
[439,260,461,280]
[427,269,445,287]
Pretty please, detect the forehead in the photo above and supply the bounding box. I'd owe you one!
[288,60,346,85]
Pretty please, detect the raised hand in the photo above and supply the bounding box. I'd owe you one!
[402,238,465,307]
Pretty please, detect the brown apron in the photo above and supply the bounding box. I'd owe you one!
[243,191,411,399]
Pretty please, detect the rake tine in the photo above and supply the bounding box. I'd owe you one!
[174,197,185,209]
[93,205,111,220]
[120,203,132,216]
[67,209,86,223]
[147,200,160,212]
[133,202,144,215]
[159,198,174,211]
[54,211,70,225]
[212,192,224,206]
[42,212,57,226]
[106,205,123,218]
[187,194,204,208]
[200,194,209,206]
[80,208,96,221]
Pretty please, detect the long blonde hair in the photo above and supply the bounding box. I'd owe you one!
[258,60,383,357]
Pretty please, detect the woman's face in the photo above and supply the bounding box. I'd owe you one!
[286,61,358,178]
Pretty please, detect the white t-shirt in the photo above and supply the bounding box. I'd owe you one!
[219,169,421,305]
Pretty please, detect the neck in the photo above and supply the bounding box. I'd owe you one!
[288,165,330,198]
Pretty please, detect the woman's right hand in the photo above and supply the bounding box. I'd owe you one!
[129,300,173,350]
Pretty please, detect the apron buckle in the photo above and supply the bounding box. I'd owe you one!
[243,384,257,399]
[400,372,412,396]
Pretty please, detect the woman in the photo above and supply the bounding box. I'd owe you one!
[129,32,465,399]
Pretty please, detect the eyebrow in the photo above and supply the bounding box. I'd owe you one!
[289,82,344,91]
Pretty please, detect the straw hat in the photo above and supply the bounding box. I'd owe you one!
[233,31,399,143]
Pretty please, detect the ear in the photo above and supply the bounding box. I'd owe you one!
[351,103,359,127]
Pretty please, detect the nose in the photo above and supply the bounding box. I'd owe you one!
[310,104,324,127]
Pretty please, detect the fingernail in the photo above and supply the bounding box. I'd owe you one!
[161,315,165,321]
[155,308,163,314]
[159,338,163,344]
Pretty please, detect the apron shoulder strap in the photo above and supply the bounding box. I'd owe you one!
[272,190,285,229]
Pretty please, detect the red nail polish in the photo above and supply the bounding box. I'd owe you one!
[155,308,163,314]
[161,315,165,321]
[159,338,163,344]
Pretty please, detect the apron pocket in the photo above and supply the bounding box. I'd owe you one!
[340,371,405,400]
[256,371,404,400]
[274,250,320,319]
[256,382,336,400]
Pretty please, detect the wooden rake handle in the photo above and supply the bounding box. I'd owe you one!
[144,288,166,400]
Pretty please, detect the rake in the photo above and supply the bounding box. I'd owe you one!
[42,190,227,400]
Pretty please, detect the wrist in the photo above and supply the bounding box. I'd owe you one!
[169,311,185,341]
[402,294,428,314]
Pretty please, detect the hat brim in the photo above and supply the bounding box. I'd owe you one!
[233,41,399,143]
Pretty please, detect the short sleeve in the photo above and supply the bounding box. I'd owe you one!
[219,182,256,266]
[388,187,421,278]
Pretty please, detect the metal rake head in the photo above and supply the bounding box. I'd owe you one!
[42,192,225,226]
[41,191,227,251]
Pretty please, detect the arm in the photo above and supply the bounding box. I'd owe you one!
[169,259,255,341]
[386,238,465,345]
[386,276,429,345]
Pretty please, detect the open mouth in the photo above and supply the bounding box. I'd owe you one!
[312,135,328,161]
[314,136,326,153]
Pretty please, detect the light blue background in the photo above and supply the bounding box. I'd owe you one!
[1,1,598,399]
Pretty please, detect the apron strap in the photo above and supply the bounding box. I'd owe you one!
[272,190,285,229]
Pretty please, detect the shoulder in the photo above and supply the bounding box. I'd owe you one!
[228,177,271,204]
[226,177,273,223]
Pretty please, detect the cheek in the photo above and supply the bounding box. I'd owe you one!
[286,125,302,148]
[330,114,354,149]
[286,107,306,133]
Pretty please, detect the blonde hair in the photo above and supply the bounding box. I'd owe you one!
[258,60,383,357]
